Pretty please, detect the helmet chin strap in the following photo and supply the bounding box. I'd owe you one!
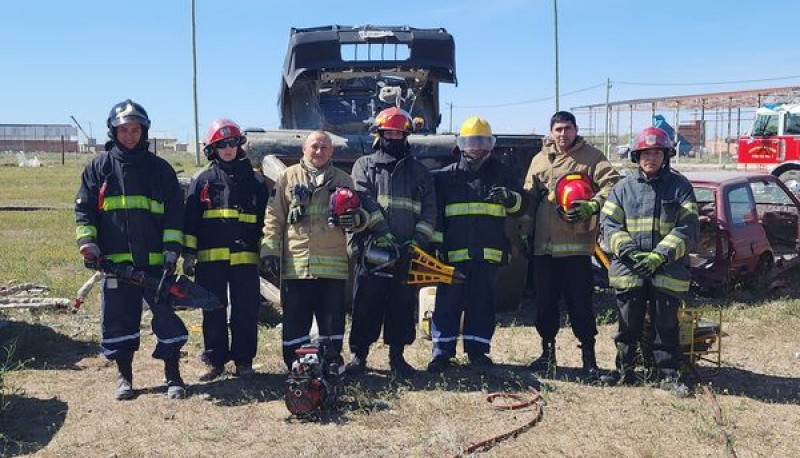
[462,150,490,170]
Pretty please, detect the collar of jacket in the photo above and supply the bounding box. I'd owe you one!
[636,167,667,183]
[542,135,586,157]
[371,149,411,165]
[108,143,151,165]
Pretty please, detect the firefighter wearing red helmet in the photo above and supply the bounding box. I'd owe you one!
[426,116,525,373]
[184,118,269,380]
[599,126,698,396]
[522,111,620,380]
[75,99,189,400]
[346,106,437,377]
[261,131,367,370]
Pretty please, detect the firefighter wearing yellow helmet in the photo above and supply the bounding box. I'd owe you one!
[522,111,620,380]
[426,116,525,372]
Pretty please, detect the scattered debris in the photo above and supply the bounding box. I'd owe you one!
[0,282,70,310]
[16,152,42,167]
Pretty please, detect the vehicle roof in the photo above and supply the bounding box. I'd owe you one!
[683,170,777,185]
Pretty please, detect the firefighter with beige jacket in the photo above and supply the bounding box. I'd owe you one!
[260,130,367,370]
[522,111,620,380]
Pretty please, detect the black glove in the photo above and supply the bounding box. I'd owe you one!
[487,186,518,209]
[163,251,178,276]
[79,243,102,270]
[260,255,281,277]
[182,253,197,276]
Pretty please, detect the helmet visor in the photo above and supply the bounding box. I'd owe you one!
[456,135,496,152]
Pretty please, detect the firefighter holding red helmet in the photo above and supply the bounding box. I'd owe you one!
[522,111,620,380]
[184,118,269,381]
[345,106,437,377]
[261,130,367,371]
[599,126,698,396]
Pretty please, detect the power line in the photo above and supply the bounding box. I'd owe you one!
[454,83,604,109]
[614,75,800,87]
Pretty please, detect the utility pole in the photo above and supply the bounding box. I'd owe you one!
[191,0,201,166]
[553,0,560,112]
[448,102,453,133]
[605,77,611,155]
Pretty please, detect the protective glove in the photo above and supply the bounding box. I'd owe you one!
[338,210,364,231]
[287,202,305,224]
[291,183,312,202]
[565,200,600,223]
[487,186,519,209]
[163,251,178,276]
[79,243,103,270]
[518,234,533,257]
[182,253,197,277]
[259,255,281,278]
[374,233,396,249]
[626,250,649,264]
[632,252,666,278]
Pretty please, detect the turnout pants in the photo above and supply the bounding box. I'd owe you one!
[614,284,683,373]
[431,261,499,358]
[100,266,188,361]
[196,263,261,368]
[533,255,597,345]
[281,278,346,370]
[348,262,417,355]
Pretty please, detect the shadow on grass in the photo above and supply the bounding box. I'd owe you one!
[0,319,97,370]
[0,394,68,457]
[183,371,288,407]
[696,366,800,404]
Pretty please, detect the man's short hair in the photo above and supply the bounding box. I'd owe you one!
[550,111,577,129]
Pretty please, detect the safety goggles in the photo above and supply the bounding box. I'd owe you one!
[214,138,240,149]
[456,135,496,152]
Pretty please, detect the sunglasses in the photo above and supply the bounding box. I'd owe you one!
[214,138,240,149]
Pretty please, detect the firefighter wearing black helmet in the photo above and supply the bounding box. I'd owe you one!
[599,126,698,396]
[75,99,189,400]
[184,118,269,381]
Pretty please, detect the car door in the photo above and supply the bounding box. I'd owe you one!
[724,184,768,273]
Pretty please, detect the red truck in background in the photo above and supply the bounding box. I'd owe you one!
[737,103,800,184]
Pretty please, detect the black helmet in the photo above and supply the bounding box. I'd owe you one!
[107,99,150,129]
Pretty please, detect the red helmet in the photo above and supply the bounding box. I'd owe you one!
[203,118,246,159]
[374,107,412,134]
[554,172,594,221]
[630,126,675,162]
[328,187,361,226]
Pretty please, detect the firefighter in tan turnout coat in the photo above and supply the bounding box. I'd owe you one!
[523,111,620,379]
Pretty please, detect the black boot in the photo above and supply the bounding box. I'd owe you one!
[345,348,369,376]
[580,341,600,382]
[115,354,134,400]
[389,345,416,376]
[164,356,186,400]
[528,340,557,373]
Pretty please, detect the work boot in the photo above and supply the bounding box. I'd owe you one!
[389,346,416,376]
[468,352,495,367]
[427,355,453,374]
[600,369,637,386]
[345,350,368,376]
[198,363,225,382]
[528,340,557,373]
[659,370,691,398]
[234,363,254,378]
[580,342,600,383]
[115,355,135,401]
[164,357,187,400]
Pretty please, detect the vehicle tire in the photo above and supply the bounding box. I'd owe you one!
[773,165,800,184]
[743,253,773,291]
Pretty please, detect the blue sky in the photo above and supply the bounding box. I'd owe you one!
[3,0,800,142]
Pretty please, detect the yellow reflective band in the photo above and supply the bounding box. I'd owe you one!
[507,192,522,213]
[203,208,239,219]
[163,229,183,244]
[105,252,164,265]
[261,237,280,251]
[306,204,329,216]
[445,202,506,217]
[431,231,443,243]
[447,249,471,262]
[184,234,198,249]
[197,248,259,265]
[238,213,257,223]
[652,274,690,292]
[601,200,624,221]
[377,195,422,215]
[415,221,434,237]
[625,217,656,233]
[609,231,635,255]
[484,248,503,262]
[76,225,97,240]
[102,195,164,214]
[610,275,644,290]
[658,233,686,259]
[231,252,259,265]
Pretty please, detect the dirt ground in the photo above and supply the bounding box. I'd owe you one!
[1,285,798,458]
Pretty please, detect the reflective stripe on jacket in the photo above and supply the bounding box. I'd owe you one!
[431,156,523,265]
[75,145,184,267]
[184,158,269,265]
[601,168,699,296]
[261,163,353,280]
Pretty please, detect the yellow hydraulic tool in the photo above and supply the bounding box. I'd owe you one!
[407,245,466,285]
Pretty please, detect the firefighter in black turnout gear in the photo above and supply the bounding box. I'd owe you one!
[427,117,524,373]
[346,107,437,376]
[599,127,698,396]
[184,119,269,381]
[75,99,189,400]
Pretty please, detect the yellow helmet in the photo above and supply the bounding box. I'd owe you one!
[457,116,496,152]
[459,116,493,137]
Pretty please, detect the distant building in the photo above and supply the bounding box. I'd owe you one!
[0,124,78,153]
